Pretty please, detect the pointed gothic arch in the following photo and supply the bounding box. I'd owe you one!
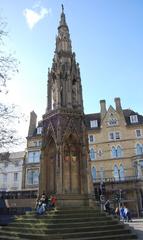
[136,143,143,155]
[90,147,96,160]
[44,136,57,193]
[119,164,125,180]
[113,164,119,181]
[63,133,80,194]
[91,166,96,182]
[117,145,122,157]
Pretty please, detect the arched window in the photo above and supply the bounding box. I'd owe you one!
[100,167,104,180]
[90,148,96,160]
[91,167,96,182]
[119,164,124,180]
[112,147,116,158]
[136,144,142,155]
[113,165,119,181]
[117,146,122,158]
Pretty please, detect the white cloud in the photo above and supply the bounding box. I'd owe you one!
[23,6,51,29]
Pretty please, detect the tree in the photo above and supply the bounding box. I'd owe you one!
[0,16,18,93]
[0,14,25,151]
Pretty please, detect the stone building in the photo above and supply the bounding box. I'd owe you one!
[22,111,42,191]
[0,151,25,191]
[85,97,143,216]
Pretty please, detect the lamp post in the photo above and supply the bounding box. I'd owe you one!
[99,180,106,212]
[119,189,122,209]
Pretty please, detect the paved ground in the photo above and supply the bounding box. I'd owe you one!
[124,218,143,240]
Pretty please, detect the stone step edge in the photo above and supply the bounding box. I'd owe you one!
[0,233,137,240]
[2,223,124,232]
[14,216,114,221]
[15,218,113,223]
[9,220,119,227]
[0,228,132,238]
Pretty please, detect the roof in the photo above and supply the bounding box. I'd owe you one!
[84,113,101,129]
[9,151,25,159]
[85,109,143,129]
[123,109,143,125]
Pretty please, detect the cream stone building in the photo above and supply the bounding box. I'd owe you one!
[0,151,25,191]
[22,111,42,191]
[85,97,143,216]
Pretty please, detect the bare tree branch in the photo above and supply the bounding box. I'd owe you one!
[0,14,25,151]
[0,15,19,92]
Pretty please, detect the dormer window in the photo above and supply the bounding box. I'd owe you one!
[90,120,98,128]
[37,127,42,135]
[130,115,138,124]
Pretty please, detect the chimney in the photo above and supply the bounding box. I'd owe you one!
[114,97,122,111]
[100,100,107,119]
[28,111,37,137]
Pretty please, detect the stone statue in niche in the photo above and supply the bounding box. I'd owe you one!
[52,81,58,109]
[72,79,77,105]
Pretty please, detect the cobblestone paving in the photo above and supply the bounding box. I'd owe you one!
[125,218,143,240]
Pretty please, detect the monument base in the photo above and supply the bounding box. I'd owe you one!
[56,193,96,208]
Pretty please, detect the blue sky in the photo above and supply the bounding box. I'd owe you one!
[1,0,143,140]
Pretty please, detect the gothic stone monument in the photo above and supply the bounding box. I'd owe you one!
[39,6,93,207]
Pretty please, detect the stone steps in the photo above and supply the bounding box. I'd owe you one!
[0,207,138,239]
[2,223,125,233]
[0,229,136,240]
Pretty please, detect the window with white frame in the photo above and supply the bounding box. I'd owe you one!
[90,120,98,128]
[109,132,114,140]
[117,146,122,157]
[111,146,122,158]
[112,146,117,158]
[113,165,119,181]
[99,167,104,180]
[28,151,40,163]
[115,132,120,139]
[14,172,18,182]
[108,118,118,126]
[119,164,125,180]
[109,132,120,140]
[27,169,39,185]
[88,134,96,143]
[37,127,42,135]
[3,173,7,184]
[130,115,138,124]
[136,143,143,155]
[136,129,142,138]
[89,148,96,160]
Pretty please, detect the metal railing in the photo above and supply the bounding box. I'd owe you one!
[0,190,38,199]
[93,175,143,183]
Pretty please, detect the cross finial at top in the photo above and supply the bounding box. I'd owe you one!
[61,4,64,13]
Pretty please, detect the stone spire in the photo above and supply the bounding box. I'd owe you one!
[56,4,72,53]
[59,4,67,26]
[46,5,83,113]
